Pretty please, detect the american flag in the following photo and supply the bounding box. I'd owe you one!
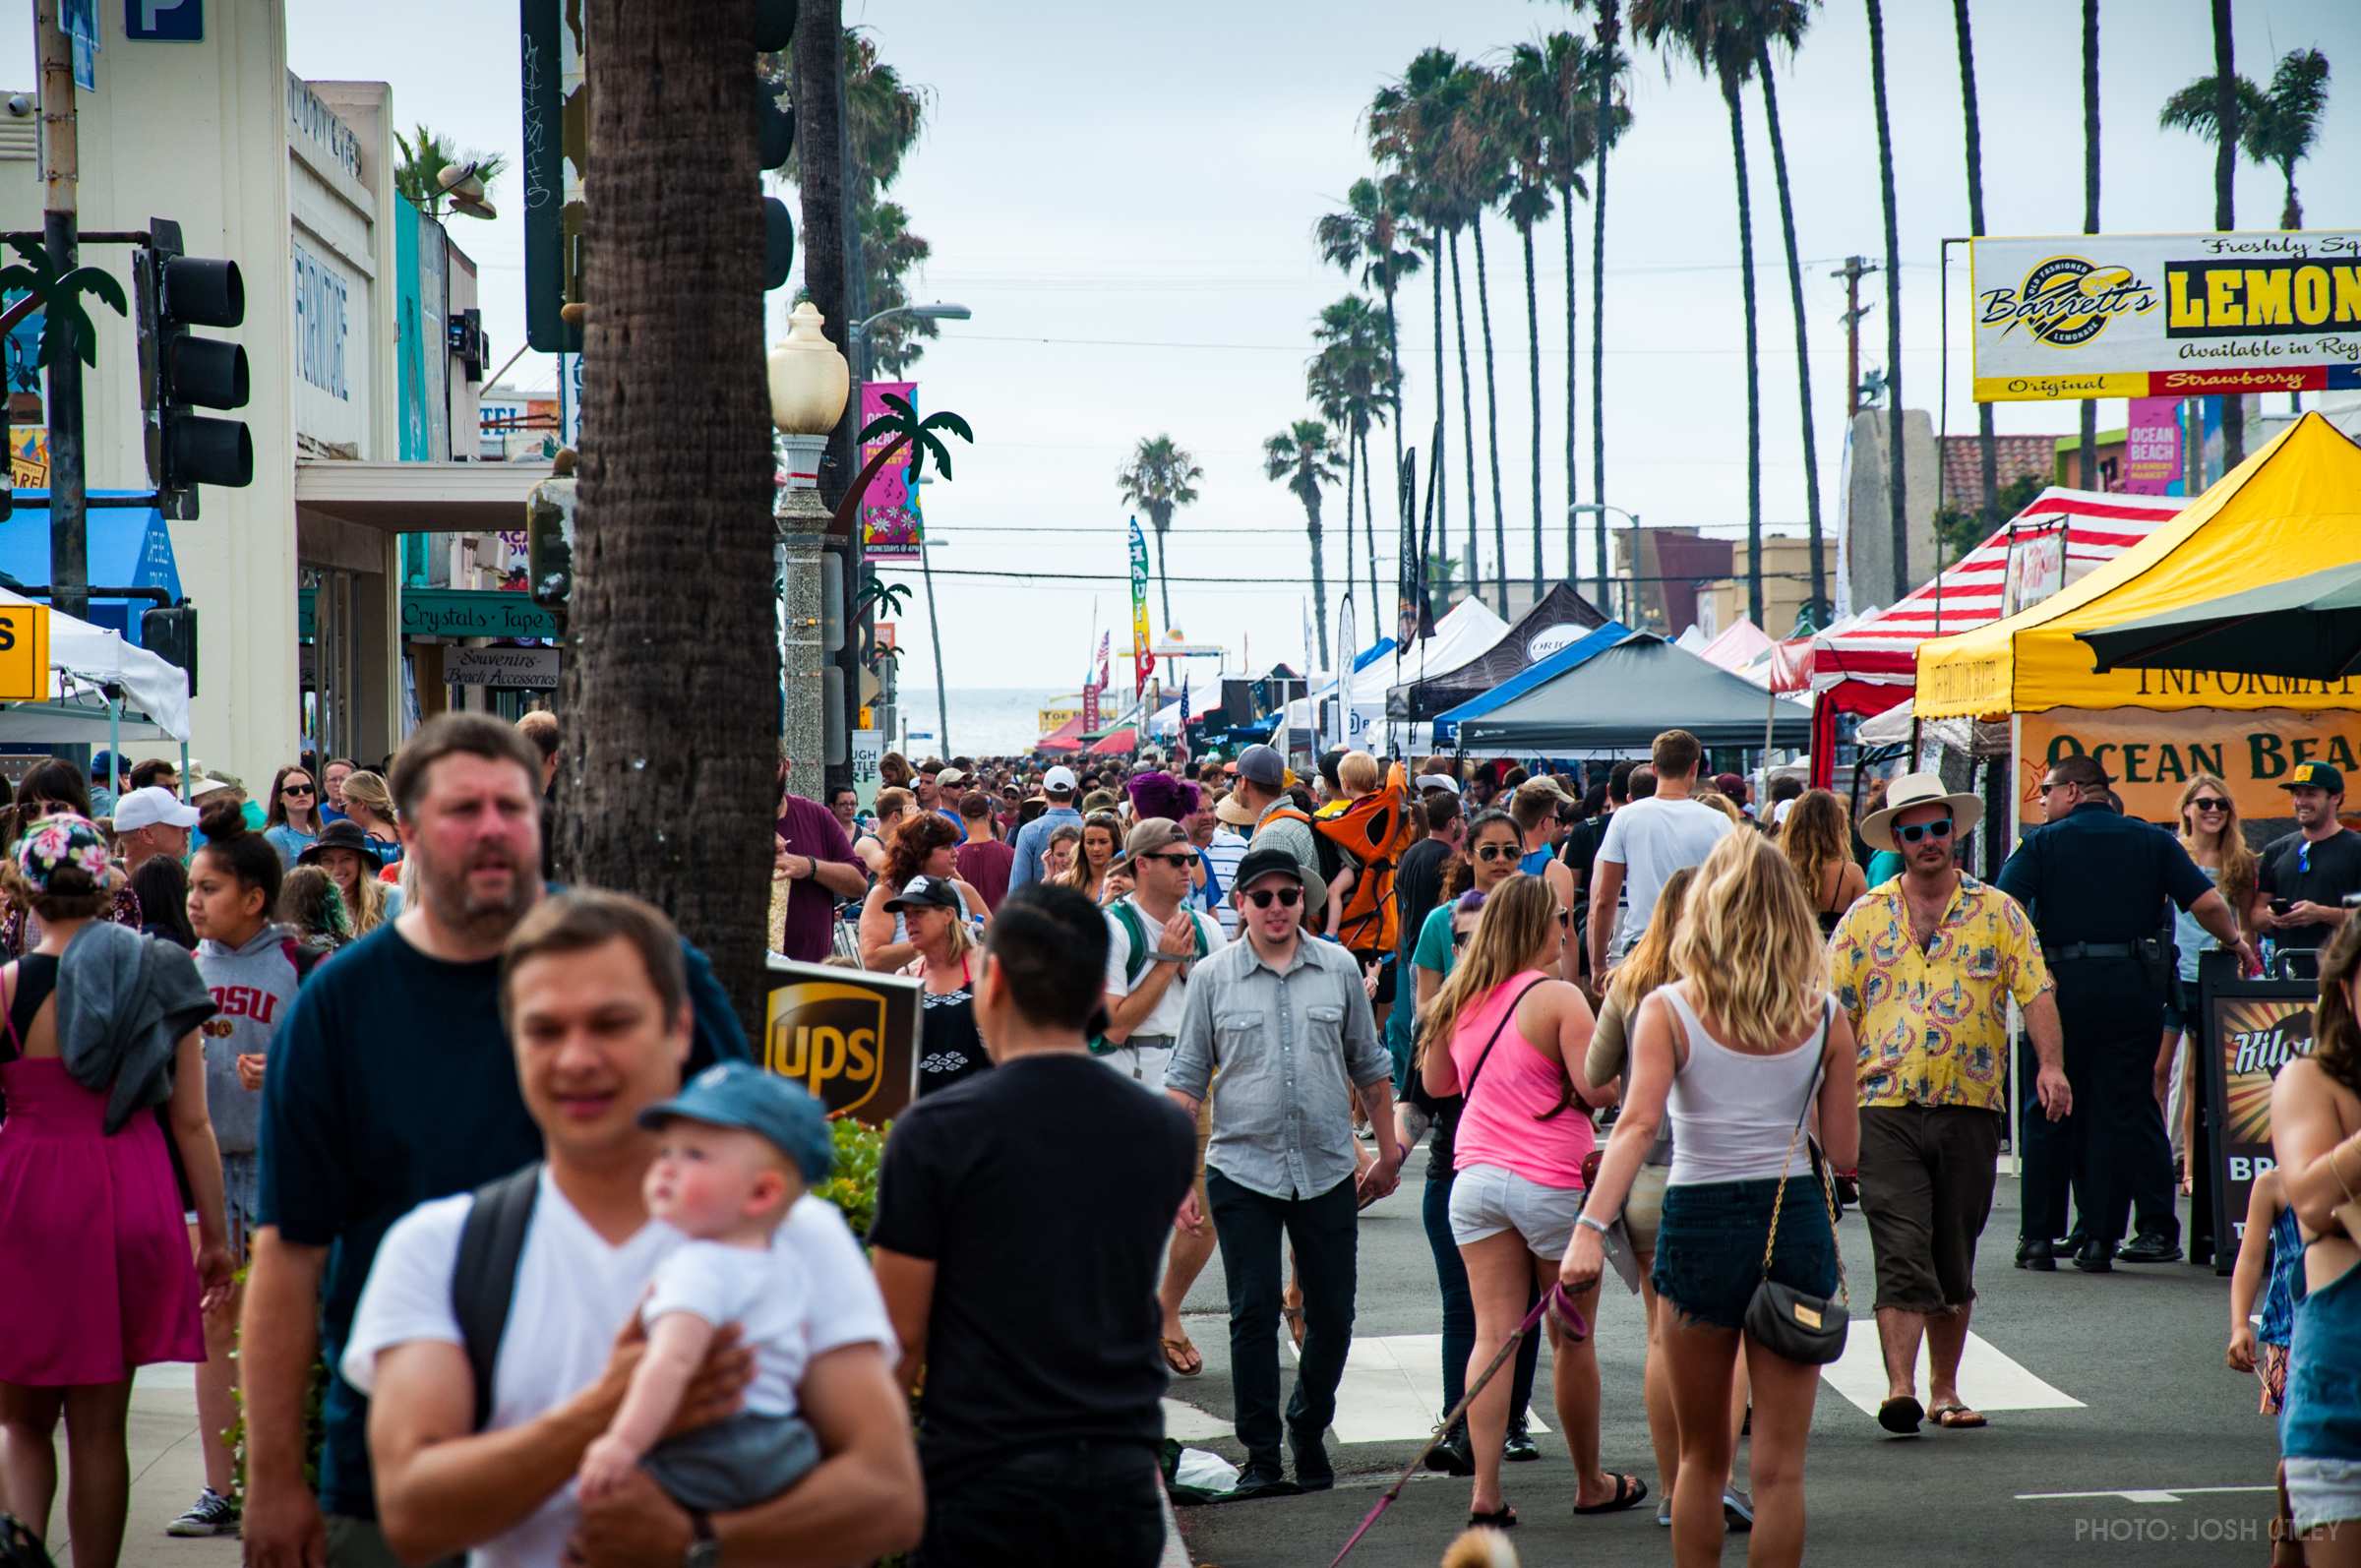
[1177,676,1191,765]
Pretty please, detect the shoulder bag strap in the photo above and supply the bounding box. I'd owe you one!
[1461,976,1552,1103]
[453,1162,543,1432]
[1759,998,1848,1303]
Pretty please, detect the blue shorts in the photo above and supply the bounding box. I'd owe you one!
[1651,1176,1838,1332]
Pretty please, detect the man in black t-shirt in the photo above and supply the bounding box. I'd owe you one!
[871,884,1194,1568]
[2255,761,2361,976]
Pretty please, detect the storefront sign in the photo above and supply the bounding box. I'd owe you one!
[2204,985,2316,1254]
[762,959,920,1125]
[2021,705,2361,825]
[293,236,368,455]
[858,381,922,562]
[2123,396,2184,495]
[2000,525,2066,618]
[1970,231,2361,402]
[0,604,50,702]
[444,645,559,688]
[850,728,882,808]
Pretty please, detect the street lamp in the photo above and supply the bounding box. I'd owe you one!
[1568,502,1643,628]
[849,302,971,381]
[769,302,852,795]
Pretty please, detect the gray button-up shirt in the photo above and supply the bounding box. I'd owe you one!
[1168,933,1389,1201]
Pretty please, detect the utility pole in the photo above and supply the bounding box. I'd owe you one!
[1834,255,1874,421]
[34,2,84,626]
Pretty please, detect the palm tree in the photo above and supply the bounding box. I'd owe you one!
[1954,0,2001,537]
[1116,436,1202,627]
[1265,421,1347,669]
[850,392,974,754]
[1310,296,1398,617]
[1867,0,1907,599]
[2077,0,2099,491]
[1590,3,1625,611]
[566,0,774,1023]
[1754,16,1825,629]
[2162,46,2331,229]
[393,126,509,220]
[1488,52,1556,600]
[1452,61,1515,616]
[1315,175,1424,506]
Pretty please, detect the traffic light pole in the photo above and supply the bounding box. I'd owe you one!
[35,2,85,626]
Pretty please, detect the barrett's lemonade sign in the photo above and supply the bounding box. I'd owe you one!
[0,603,49,702]
[2020,705,2361,827]
[1970,231,2361,402]
[761,961,920,1125]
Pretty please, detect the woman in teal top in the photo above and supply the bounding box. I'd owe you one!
[260,764,324,869]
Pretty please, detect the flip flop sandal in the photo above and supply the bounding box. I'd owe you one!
[1929,1403,1988,1429]
[1468,1505,1518,1529]
[1878,1396,1925,1435]
[1574,1474,1650,1515]
[1161,1336,1202,1377]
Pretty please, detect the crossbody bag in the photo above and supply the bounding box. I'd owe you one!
[1743,1001,1850,1365]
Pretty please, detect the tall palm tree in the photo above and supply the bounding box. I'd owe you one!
[1310,296,1398,617]
[2078,0,2099,491]
[568,0,774,1022]
[1590,3,1625,611]
[1452,61,1515,615]
[2214,0,2242,467]
[1954,0,2000,536]
[1116,436,1202,627]
[1754,15,1824,628]
[392,126,509,220]
[1265,420,1346,669]
[1490,50,1559,599]
[2162,47,2331,229]
[1867,0,1907,599]
[1315,175,1423,506]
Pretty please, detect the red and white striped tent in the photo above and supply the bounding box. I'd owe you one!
[1805,486,2185,781]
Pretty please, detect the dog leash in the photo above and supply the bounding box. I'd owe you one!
[1326,1281,1591,1567]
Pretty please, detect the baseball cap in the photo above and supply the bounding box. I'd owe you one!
[638,1061,833,1183]
[1043,764,1078,796]
[1237,744,1286,789]
[1415,773,1461,796]
[2283,761,2344,794]
[1118,817,1190,867]
[883,874,965,914]
[113,785,201,832]
[1234,845,1304,889]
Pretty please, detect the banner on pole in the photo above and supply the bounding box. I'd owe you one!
[859,382,923,562]
[1127,517,1153,695]
[1335,596,1357,754]
[2123,395,2185,495]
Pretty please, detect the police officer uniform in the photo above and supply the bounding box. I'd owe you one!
[1996,797,2213,1270]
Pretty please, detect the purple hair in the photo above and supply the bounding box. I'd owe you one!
[1126,769,1201,822]
[1454,889,1488,915]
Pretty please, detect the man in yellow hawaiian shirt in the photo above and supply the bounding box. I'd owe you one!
[1830,773,2071,1437]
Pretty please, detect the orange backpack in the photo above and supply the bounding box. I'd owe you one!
[1262,763,1418,956]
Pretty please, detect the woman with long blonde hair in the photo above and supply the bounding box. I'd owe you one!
[2166,775,2261,1190]
[1420,874,1637,1529]
[1561,830,1858,1566]
[1780,789,1867,937]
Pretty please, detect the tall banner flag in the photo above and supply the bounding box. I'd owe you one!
[1334,595,1358,754]
[859,382,923,561]
[1177,676,1191,765]
[1127,517,1153,696]
[1082,628,1109,733]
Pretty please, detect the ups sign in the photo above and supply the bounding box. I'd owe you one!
[762,959,921,1125]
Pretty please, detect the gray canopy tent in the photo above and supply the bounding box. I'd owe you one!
[1455,633,1811,753]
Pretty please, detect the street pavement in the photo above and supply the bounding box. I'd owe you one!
[1173,1168,2282,1568]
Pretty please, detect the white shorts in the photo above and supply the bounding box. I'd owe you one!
[2286,1456,2361,1534]
[1449,1163,1586,1257]
[1097,1043,1172,1093]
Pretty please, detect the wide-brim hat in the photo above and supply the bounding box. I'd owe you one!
[1859,771,1984,853]
[299,819,385,867]
[1215,793,1260,828]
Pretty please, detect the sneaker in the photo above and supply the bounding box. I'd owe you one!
[1724,1487,1756,1532]
[167,1488,240,1538]
[1656,1498,1673,1528]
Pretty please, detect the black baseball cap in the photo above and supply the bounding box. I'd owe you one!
[1234,846,1303,890]
[883,874,963,914]
[2282,760,2344,795]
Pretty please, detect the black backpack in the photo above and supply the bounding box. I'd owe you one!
[450,1162,542,1431]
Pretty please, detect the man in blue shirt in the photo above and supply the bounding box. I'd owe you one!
[1007,764,1083,892]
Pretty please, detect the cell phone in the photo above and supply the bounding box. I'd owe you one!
[2270,897,2295,916]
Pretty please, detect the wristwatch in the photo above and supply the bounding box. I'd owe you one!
[683,1510,719,1568]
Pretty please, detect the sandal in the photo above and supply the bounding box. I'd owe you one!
[1574,1473,1649,1515]
[1161,1335,1202,1378]
[1928,1402,1988,1429]
[1468,1505,1518,1529]
[1878,1395,1924,1436]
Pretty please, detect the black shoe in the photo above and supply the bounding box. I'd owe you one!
[1229,1465,1302,1501]
[1290,1432,1335,1493]
[1424,1430,1476,1477]
[2119,1233,2183,1264]
[1503,1425,1541,1464]
[2015,1238,2056,1272]
[2073,1238,2115,1273]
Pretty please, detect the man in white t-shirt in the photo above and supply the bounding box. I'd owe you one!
[1586,728,1734,979]
[343,890,921,1568]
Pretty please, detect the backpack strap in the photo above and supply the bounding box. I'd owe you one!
[1110,897,1153,987]
[452,1162,542,1432]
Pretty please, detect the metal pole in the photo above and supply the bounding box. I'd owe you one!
[35,3,85,630]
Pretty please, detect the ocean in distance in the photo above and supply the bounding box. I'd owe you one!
[895,688,1073,757]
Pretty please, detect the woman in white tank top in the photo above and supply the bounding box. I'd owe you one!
[1561,830,1859,1568]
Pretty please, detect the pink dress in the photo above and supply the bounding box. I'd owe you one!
[1448,970,1595,1189]
[0,1044,206,1384]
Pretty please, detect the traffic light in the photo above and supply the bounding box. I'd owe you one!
[757,0,795,291]
[133,217,252,520]
[142,602,199,696]
[525,467,577,628]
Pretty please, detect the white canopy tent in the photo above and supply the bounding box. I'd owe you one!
[0,587,193,754]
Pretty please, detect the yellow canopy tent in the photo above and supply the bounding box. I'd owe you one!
[1915,412,2361,719]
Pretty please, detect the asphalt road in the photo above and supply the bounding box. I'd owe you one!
[1170,1167,2280,1568]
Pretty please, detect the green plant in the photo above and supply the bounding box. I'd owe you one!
[817,1115,889,1240]
[393,125,509,221]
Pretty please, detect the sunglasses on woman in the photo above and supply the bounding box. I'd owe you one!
[1896,818,1954,845]
[2191,797,2229,813]
[1244,885,1302,909]
[283,782,315,797]
[1474,844,1517,863]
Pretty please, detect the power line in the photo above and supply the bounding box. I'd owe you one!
[874,565,1824,587]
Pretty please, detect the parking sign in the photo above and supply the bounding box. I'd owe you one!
[125,0,203,41]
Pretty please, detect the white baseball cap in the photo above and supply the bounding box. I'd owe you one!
[1043,765,1078,795]
[113,785,201,832]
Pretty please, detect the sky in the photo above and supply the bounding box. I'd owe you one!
[13,0,2361,702]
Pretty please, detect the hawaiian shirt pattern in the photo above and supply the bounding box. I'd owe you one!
[1827,873,2052,1114]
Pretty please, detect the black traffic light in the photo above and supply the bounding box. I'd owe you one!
[142,602,199,697]
[133,217,253,520]
[757,0,796,291]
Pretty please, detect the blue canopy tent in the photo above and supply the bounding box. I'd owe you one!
[0,493,184,643]
[1456,633,1813,753]
[1431,621,1630,746]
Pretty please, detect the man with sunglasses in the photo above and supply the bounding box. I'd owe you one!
[2253,759,2361,980]
[1166,847,1400,1499]
[1998,754,2255,1273]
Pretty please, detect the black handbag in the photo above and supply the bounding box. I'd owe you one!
[1742,1010,1850,1366]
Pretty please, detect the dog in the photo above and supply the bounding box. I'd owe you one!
[1438,1525,1520,1568]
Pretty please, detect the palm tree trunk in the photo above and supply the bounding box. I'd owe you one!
[1471,220,1509,616]
[1757,56,1823,631]
[1342,429,1361,617]
[1361,427,1378,621]
[1724,76,1763,631]
[1305,499,1331,670]
[1954,0,2000,535]
[568,0,773,1028]
[1521,216,1544,598]
[2211,0,2243,466]
[1431,225,1448,573]
[1560,182,1579,587]
[1592,0,1617,617]
[1150,510,1173,628]
[1383,279,1406,507]
[2079,0,2098,490]
[1448,229,1480,594]
[1867,0,1908,602]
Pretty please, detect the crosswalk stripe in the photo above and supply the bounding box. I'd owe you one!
[1821,1321,2085,1417]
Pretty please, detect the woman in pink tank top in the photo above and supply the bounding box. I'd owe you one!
[1419,873,1644,1530]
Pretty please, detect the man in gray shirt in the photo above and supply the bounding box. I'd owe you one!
[1007,763,1084,892]
[1167,847,1402,1498]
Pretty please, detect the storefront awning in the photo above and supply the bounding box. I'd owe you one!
[295,459,558,532]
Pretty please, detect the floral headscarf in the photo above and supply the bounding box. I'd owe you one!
[17,813,112,892]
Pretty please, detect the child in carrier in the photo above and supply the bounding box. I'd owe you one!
[575,1062,836,1511]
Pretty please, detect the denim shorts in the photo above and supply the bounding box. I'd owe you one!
[1449,1163,1587,1256]
[1650,1176,1839,1332]
[2285,1457,2361,1534]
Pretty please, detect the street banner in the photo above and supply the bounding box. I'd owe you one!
[850,729,883,809]
[2019,705,2361,827]
[1177,676,1191,765]
[1128,517,1153,695]
[0,603,48,703]
[1969,231,2361,402]
[1082,629,1109,733]
[2203,982,2317,1262]
[859,381,923,562]
[762,957,920,1125]
[2123,395,2185,495]
[1335,596,1357,754]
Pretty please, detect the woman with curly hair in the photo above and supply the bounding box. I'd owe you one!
[856,811,988,971]
[1779,789,1867,937]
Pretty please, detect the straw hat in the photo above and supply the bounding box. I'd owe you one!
[1858,771,1984,853]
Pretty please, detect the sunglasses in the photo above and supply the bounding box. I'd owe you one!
[1452,929,1473,948]
[2039,779,2072,792]
[2191,798,2230,813]
[283,783,316,796]
[1897,818,1954,844]
[1142,851,1198,869]
[1244,885,1302,909]
[1474,844,1518,863]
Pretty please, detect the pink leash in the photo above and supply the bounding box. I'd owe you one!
[1325,1281,1591,1567]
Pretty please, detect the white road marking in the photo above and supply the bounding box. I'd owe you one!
[2018,1485,2277,1503]
[1292,1333,1549,1444]
[1162,1397,1234,1442]
[1821,1321,2085,1417]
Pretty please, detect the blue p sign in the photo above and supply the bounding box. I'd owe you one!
[126,0,203,41]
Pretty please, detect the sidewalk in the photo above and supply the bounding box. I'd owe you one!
[42,1363,238,1568]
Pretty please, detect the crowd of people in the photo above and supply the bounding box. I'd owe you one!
[1,711,2356,1568]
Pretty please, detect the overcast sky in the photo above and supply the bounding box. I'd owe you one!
[23,0,2361,698]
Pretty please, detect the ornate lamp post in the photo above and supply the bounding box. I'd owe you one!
[770,301,850,802]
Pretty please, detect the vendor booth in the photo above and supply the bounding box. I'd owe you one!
[1387,583,1609,724]
[1455,632,1811,754]
[1381,598,1512,721]
[1432,621,1630,745]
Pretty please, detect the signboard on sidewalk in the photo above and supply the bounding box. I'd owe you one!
[2020,705,2361,826]
[2203,981,2317,1264]
[762,958,920,1126]
[850,728,882,808]
[1969,231,2361,402]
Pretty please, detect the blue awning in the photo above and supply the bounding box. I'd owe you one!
[0,492,183,645]
[1432,622,1631,744]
